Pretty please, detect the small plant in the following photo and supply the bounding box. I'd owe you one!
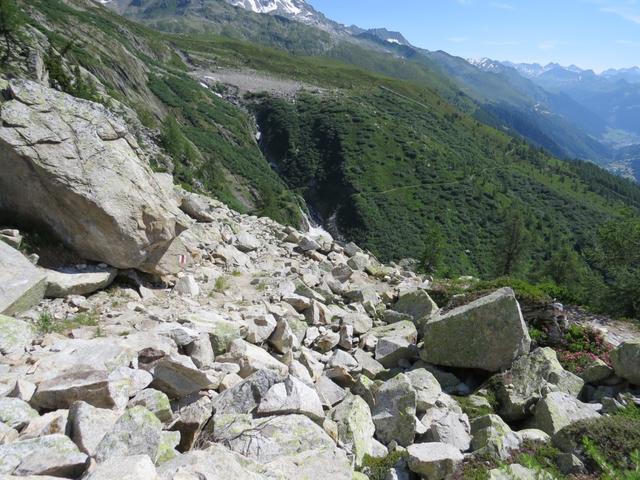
[583,436,640,480]
[359,451,408,480]
[36,311,55,334]
[35,310,99,334]
[213,276,228,293]
[231,270,242,277]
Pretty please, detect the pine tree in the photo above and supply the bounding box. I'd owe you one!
[494,209,529,277]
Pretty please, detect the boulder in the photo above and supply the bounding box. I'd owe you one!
[257,375,325,421]
[0,242,46,316]
[369,320,418,344]
[19,409,68,440]
[43,266,117,298]
[0,434,87,476]
[529,392,600,435]
[211,369,286,417]
[495,347,584,421]
[0,398,38,431]
[610,342,640,385]
[173,275,200,297]
[375,336,415,368]
[86,456,160,480]
[0,314,34,355]
[316,375,348,408]
[328,393,376,467]
[168,395,212,452]
[31,370,123,410]
[179,191,216,223]
[129,388,172,422]
[470,414,521,460]
[149,354,220,399]
[580,358,614,384]
[488,463,555,479]
[217,339,288,378]
[421,288,530,372]
[182,312,243,355]
[406,442,463,480]
[371,373,417,446]
[421,394,471,451]
[95,406,163,463]
[393,289,438,331]
[235,231,261,252]
[67,401,119,456]
[0,79,190,274]
[406,369,442,413]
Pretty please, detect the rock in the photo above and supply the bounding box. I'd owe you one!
[375,336,415,368]
[298,236,320,252]
[85,455,160,480]
[258,375,325,421]
[180,191,216,223]
[369,320,418,344]
[421,395,471,451]
[129,389,172,422]
[316,375,347,408]
[0,422,18,445]
[314,330,340,353]
[169,395,212,452]
[515,428,550,445]
[406,442,463,480]
[421,288,531,372]
[173,275,200,297]
[150,354,220,399]
[217,339,288,378]
[268,317,298,355]
[470,414,521,460]
[331,264,353,283]
[347,252,370,271]
[0,242,46,315]
[185,333,215,369]
[31,370,122,410]
[342,312,373,336]
[95,406,163,463]
[0,398,38,431]
[0,79,190,274]
[580,358,614,384]
[68,401,119,456]
[244,312,277,344]
[43,266,117,298]
[211,369,286,416]
[235,231,261,252]
[495,347,585,421]
[530,392,600,435]
[405,369,442,413]
[328,393,376,467]
[393,289,438,331]
[157,444,266,480]
[19,409,68,440]
[0,434,87,476]
[488,463,554,479]
[183,312,243,355]
[354,349,385,379]
[371,373,417,446]
[610,342,640,385]
[0,314,34,355]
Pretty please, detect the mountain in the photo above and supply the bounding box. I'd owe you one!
[224,0,339,31]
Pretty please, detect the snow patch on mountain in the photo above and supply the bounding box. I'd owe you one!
[229,0,302,15]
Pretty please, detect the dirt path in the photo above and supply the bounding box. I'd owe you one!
[566,306,640,346]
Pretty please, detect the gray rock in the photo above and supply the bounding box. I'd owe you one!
[421,288,531,372]
[470,414,521,460]
[342,312,373,336]
[258,375,324,421]
[580,358,614,384]
[182,312,243,356]
[129,388,172,422]
[19,409,68,440]
[0,242,46,316]
[268,317,298,355]
[495,347,585,421]
[185,332,215,369]
[31,370,122,410]
[0,422,18,445]
[235,231,261,252]
[173,275,200,297]
[0,434,87,476]
[180,191,216,223]
[0,79,190,274]
[316,375,347,408]
[372,373,417,446]
[169,395,212,452]
[95,406,163,463]
[354,349,385,379]
[0,314,34,355]
[244,312,277,345]
[369,320,418,344]
[530,392,601,435]
[375,336,415,368]
[216,339,288,378]
[421,396,471,451]
[488,463,555,479]
[150,354,220,399]
[406,442,463,480]
[211,369,286,417]
[0,397,38,431]
[328,393,376,467]
[611,342,640,385]
[393,289,438,331]
[68,401,119,456]
[406,369,442,413]
[43,266,117,298]
[85,454,160,480]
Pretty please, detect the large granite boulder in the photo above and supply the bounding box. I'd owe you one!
[610,342,640,385]
[529,392,600,435]
[371,373,417,447]
[328,393,376,467]
[43,266,117,298]
[0,242,46,315]
[0,79,190,274]
[0,314,34,355]
[421,288,530,372]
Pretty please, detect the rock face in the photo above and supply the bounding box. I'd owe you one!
[610,342,640,385]
[0,79,189,274]
[0,242,46,315]
[421,288,531,372]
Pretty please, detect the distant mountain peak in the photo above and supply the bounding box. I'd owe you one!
[227,0,305,16]
[362,28,410,46]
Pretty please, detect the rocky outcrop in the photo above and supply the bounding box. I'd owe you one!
[421,288,531,372]
[0,79,190,274]
[0,242,46,316]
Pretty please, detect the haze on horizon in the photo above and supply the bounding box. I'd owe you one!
[308,0,640,73]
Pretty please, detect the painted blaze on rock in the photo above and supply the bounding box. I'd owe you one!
[421,288,531,372]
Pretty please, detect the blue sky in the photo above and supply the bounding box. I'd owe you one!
[307,0,640,71]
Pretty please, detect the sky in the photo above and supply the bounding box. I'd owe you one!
[306,0,640,72]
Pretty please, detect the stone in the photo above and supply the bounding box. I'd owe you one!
[470,414,521,460]
[180,191,216,223]
[129,388,172,422]
[0,434,87,476]
[406,442,463,480]
[0,422,18,445]
[393,289,438,331]
[375,336,415,368]
[258,375,324,421]
[43,266,117,298]
[235,231,261,252]
[406,369,442,413]
[421,397,472,451]
[95,406,163,463]
[371,373,417,447]
[211,369,286,417]
[173,275,200,297]
[19,409,68,440]
[557,452,585,475]
[85,454,160,480]
[150,354,220,399]
[515,428,550,445]
[183,312,243,355]
[369,320,418,344]
[0,242,46,316]
[342,312,373,335]
[68,401,119,456]
[0,314,34,355]
[268,317,298,354]
[316,375,347,408]
[421,288,531,372]
[0,79,190,274]
[0,398,37,433]
[580,358,614,384]
[216,339,288,378]
[488,463,555,479]
[185,333,215,369]
[354,349,385,379]
[331,264,353,283]
[610,342,640,385]
[530,392,601,435]
[169,395,212,452]
[314,330,340,353]
[244,312,277,344]
[328,393,376,467]
[495,347,585,421]
[31,370,121,410]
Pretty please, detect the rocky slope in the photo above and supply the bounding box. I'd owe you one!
[0,77,639,480]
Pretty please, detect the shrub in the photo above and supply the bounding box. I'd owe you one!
[359,451,408,480]
[583,437,640,480]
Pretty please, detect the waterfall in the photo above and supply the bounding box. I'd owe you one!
[298,206,333,242]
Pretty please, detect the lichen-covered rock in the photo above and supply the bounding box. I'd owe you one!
[371,373,417,446]
[182,312,243,355]
[258,375,324,421]
[406,442,463,480]
[470,414,521,460]
[85,455,160,480]
[406,368,442,413]
[488,463,555,479]
[31,370,123,410]
[328,393,376,467]
[421,288,530,372]
[495,347,584,421]
[95,406,163,463]
[0,242,46,316]
[0,314,34,355]
[0,434,87,476]
[393,289,438,332]
[216,339,288,378]
[211,369,286,417]
[128,388,172,422]
[19,409,68,440]
[0,397,38,431]
[0,79,190,274]
[529,392,600,435]
[421,394,471,451]
[68,401,119,456]
[610,342,640,385]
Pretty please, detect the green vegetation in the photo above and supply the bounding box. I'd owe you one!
[0,0,24,62]
[453,395,495,420]
[36,310,99,334]
[583,437,640,480]
[359,451,408,480]
[213,276,228,293]
[514,442,563,479]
